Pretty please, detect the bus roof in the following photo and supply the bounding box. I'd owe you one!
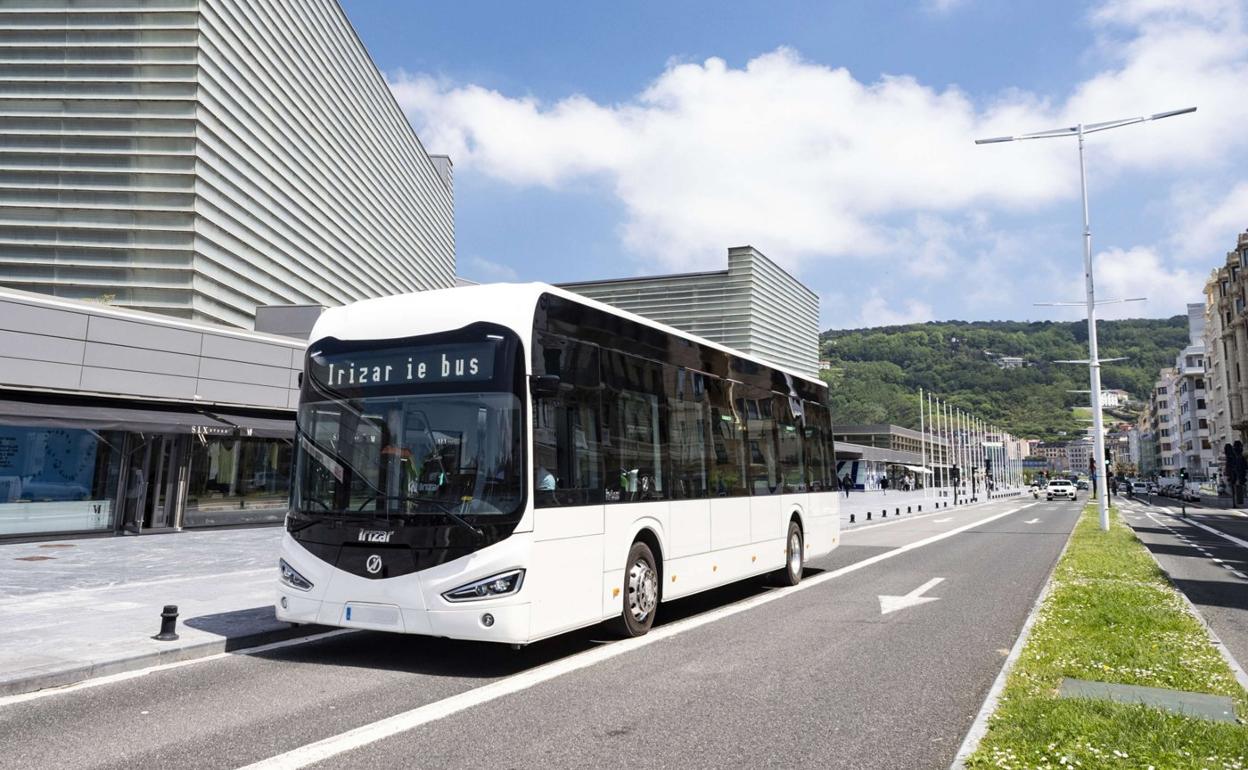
[309,282,826,389]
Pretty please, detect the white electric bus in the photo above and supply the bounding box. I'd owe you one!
[276,283,841,644]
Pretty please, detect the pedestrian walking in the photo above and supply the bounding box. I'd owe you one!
[880,475,890,495]
[841,474,853,497]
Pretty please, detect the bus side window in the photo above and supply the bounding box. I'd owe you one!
[602,351,667,503]
[802,401,833,491]
[706,378,747,497]
[775,394,805,492]
[533,334,603,507]
[669,368,709,499]
[743,385,779,495]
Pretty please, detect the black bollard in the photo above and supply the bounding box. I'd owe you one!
[867,511,872,520]
[153,604,179,641]
[850,513,855,523]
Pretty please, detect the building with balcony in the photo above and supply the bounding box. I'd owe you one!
[1169,303,1213,478]
[0,0,456,328]
[560,246,820,377]
[1203,229,1248,479]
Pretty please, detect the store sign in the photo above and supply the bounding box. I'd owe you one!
[310,343,495,389]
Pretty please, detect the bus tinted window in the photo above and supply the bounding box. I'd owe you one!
[602,351,666,503]
[532,335,603,506]
[776,394,805,492]
[742,385,780,495]
[669,368,709,499]
[707,378,748,497]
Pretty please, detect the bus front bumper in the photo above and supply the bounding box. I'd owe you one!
[275,532,534,644]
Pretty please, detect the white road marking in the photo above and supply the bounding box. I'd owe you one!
[1159,511,1248,550]
[239,503,1037,770]
[0,629,356,708]
[879,577,944,615]
[934,517,953,523]
[1024,518,1040,524]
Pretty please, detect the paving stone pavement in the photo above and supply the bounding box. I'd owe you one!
[0,526,312,696]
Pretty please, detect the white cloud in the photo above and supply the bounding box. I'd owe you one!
[387,0,1248,326]
[1093,246,1205,318]
[854,290,934,327]
[389,49,1077,271]
[1167,181,1248,263]
[921,0,970,14]
[462,255,519,282]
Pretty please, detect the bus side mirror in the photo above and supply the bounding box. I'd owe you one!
[530,374,561,398]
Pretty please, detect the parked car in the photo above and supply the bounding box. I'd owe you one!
[1131,481,1148,494]
[1075,479,1089,490]
[1046,479,1078,501]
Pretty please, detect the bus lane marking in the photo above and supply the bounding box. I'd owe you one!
[239,502,1037,770]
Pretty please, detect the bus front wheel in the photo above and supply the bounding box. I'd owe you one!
[772,520,804,587]
[612,541,659,638]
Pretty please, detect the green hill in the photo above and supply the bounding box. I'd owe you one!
[820,317,1190,440]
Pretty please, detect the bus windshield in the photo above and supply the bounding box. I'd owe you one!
[292,327,525,520]
[295,391,523,517]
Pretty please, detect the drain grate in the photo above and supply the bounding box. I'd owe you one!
[1059,677,1238,722]
[15,555,55,562]
[38,543,75,549]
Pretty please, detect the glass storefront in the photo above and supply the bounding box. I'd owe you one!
[184,435,293,527]
[0,401,295,539]
[0,425,124,537]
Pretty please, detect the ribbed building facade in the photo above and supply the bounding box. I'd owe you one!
[559,246,820,377]
[0,0,454,328]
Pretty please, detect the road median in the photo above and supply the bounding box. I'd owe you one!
[962,503,1248,769]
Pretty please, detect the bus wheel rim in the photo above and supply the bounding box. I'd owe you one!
[627,559,657,622]
[788,531,802,576]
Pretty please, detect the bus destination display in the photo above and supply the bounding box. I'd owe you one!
[310,343,495,388]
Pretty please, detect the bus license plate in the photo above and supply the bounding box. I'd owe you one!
[343,602,400,628]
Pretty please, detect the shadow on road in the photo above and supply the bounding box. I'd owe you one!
[240,569,818,680]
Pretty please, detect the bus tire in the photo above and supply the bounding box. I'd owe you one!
[773,520,803,587]
[612,541,659,638]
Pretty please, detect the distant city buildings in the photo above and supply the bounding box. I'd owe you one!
[1130,302,1215,481]
[1202,229,1248,483]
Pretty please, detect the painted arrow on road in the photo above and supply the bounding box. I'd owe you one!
[1024,518,1040,524]
[879,577,945,615]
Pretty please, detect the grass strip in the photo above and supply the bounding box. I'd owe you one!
[966,504,1248,770]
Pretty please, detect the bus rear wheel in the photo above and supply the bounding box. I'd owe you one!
[612,541,659,638]
[772,520,803,587]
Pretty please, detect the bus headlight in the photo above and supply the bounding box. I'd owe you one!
[280,558,313,591]
[442,569,525,602]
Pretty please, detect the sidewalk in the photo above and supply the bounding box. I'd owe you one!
[0,527,316,697]
[839,485,1021,527]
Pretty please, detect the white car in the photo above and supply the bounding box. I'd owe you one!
[1131,481,1148,494]
[1046,480,1078,501]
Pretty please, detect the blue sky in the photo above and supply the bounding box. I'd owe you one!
[340,0,1248,330]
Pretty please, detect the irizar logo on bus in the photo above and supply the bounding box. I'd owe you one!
[358,530,394,543]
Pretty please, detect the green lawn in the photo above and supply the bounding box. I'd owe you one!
[965,505,1248,769]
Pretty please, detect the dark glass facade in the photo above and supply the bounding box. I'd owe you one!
[0,425,124,537]
[531,293,836,508]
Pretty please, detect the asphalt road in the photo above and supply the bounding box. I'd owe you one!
[0,497,1080,770]
[1119,497,1248,676]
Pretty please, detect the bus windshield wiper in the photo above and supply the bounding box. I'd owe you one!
[357,494,485,541]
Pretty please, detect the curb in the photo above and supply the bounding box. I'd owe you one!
[0,622,332,698]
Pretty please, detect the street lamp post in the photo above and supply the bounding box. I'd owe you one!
[975,106,1196,531]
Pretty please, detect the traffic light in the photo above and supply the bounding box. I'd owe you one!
[1179,467,1190,482]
